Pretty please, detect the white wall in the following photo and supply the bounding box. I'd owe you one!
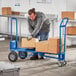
[0,0,76,46]
[8,18,30,36]
[0,0,66,35]
[29,0,66,14]
[66,0,76,11]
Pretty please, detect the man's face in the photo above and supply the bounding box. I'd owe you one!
[29,13,36,21]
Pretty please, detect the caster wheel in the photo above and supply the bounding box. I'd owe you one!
[58,62,63,67]
[58,61,67,67]
[19,51,27,59]
[63,61,67,65]
[8,51,18,62]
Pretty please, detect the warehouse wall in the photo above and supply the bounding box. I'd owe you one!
[0,0,76,46]
[0,0,66,35]
[1,0,66,15]
[66,0,76,11]
[29,0,66,16]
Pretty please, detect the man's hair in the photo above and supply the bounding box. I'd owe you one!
[28,8,36,15]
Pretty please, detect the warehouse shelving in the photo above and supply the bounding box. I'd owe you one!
[69,20,76,22]
[67,35,76,38]
[0,14,58,37]
[66,19,76,46]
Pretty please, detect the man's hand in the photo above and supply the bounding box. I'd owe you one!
[27,35,32,40]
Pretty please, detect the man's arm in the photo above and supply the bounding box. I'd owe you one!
[28,19,33,33]
[31,17,43,37]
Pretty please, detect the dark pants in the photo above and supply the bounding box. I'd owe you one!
[33,32,49,57]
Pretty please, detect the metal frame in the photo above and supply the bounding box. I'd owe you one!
[10,17,69,62]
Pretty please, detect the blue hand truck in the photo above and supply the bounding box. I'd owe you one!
[8,17,69,67]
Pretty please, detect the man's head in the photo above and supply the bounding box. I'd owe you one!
[28,8,37,21]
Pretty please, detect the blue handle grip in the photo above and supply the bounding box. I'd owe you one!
[60,17,69,27]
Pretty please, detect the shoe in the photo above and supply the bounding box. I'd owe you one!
[30,55,38,60]
[39,57,44,59]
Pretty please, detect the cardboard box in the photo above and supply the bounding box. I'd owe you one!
[36,41,48,53]
[12,11,20,15]
[2,7,12,15]
[36,38,60,54]
[67,26,76,35]
[22,37,63,54]
[21,38,36,48]
[48,38,60,54]
[61,12,75,20]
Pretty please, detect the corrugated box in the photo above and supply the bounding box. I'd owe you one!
[21,38,36,48]
[36,38,60,54]
[12,11,20,15]
[48,38,60,54]
[67,26,76,35]
[0,62,20,76]
[61,12,75,20]
[2,7,12,15]
[36,41,48,52]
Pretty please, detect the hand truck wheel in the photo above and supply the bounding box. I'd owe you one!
[58,61,67,67]
[19,51,27,59]
[8,51,18,62]
[63,61,67,65]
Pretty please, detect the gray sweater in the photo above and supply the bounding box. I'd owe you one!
[28,12,50,37]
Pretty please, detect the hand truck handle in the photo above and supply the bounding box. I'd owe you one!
[11,17,18,42]
[60,17,69,27]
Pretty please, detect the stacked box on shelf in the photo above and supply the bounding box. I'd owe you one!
[2,7,12,15]
[67,26,76,35]
[61,11,76,20]
[12,11,20,15]
[62,11,76,35]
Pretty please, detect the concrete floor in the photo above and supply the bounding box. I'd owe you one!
[0,39,76,76]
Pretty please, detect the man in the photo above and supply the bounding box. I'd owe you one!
[27,8,50,60]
